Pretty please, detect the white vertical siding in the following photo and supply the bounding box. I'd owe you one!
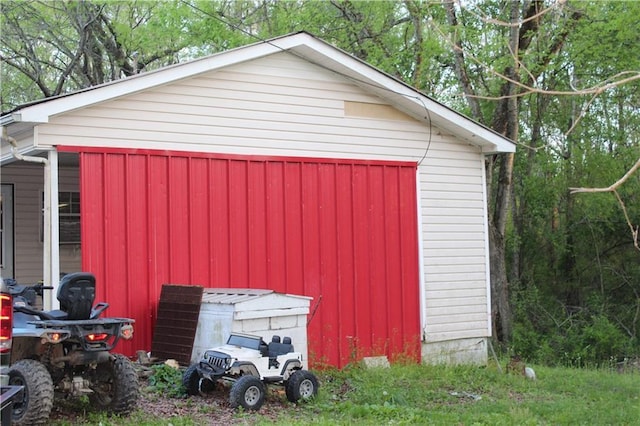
[0,163,80,282]
[30,52,489,343]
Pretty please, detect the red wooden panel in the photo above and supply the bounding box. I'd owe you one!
[72,147,420,367]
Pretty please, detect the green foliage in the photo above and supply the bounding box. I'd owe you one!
[512,285,638,366]
[147,364,187,398]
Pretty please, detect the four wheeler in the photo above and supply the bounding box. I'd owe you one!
[183,332,319,410]
[7,272,139,425]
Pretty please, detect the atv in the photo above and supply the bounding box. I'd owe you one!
[183,332,319,410]
[7,272,139,425]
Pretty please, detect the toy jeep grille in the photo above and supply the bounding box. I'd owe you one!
[204,350,231,370]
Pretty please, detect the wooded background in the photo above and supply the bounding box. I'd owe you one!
[2,0,638,366]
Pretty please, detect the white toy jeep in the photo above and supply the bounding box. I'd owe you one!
[183,332,319,410]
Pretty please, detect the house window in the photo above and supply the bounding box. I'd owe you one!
[42,191,81,244]
[58,191,81,244]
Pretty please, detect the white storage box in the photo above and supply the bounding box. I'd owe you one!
[190,288,312,364]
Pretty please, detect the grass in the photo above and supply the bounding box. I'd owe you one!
[51,362,640,425]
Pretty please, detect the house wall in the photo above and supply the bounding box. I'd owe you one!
[30,52,489,363]
[0,163,81,282]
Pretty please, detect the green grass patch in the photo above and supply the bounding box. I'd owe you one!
[51,363,639,425]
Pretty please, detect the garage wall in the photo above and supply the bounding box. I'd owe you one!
[73,149,420,367]
[36,51,491,357]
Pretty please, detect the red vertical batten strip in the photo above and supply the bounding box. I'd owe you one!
[125,154,151,354]
[300,163,323,362]
[384,166,403,359]
[335,164,355,366]
[368,165,386,356]
[266,162,286,293]
[189,158,211,287]
[400,166,421,361]
[147,155,170,332]
[247,161,267,288]
[80,153,105,298]
[71,147,420,367]
[210,159,230,287]
[229,160,249,286]
[283,162,304,295]
[318,163,339,365]
[352,164,372,358]
[168,157,189,284]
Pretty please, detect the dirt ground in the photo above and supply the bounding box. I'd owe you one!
[50,376,308,425]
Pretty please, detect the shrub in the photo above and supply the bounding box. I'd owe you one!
[147,364,187,398]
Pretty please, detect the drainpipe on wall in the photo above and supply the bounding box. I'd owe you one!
[2,126,60,310]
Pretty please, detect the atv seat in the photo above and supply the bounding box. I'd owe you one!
[56,272,96,320]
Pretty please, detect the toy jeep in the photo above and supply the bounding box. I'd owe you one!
[183,332,318,410]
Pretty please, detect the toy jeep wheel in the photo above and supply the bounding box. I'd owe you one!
[286,370,319,403]
[8,359,54,426]
[229,375,265,410]
[183,364,215,395]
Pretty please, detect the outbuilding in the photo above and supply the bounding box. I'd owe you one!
[190,288,312,364]
[0,32,515,367]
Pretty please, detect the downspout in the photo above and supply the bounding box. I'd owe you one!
[2,126,59,310]
[2,127,47,165]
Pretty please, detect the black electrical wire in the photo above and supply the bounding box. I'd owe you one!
[181,0,434,165]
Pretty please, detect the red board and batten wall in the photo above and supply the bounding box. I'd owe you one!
[62,146,421,368]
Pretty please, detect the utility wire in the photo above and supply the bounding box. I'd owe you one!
[181,0,434,165]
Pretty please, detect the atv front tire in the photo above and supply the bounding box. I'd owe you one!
[8,359,54,426]
[229,375,265,410]
[285,370,319,403]
[89,353,139,415]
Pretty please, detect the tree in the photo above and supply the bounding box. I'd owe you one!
[1,0,201,111]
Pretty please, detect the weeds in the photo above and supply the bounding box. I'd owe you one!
[146,364,186,398]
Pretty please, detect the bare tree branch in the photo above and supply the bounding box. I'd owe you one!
[570,157,640,251]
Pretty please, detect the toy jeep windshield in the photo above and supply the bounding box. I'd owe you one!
[183,332,318,411]
[226,333,264,351]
